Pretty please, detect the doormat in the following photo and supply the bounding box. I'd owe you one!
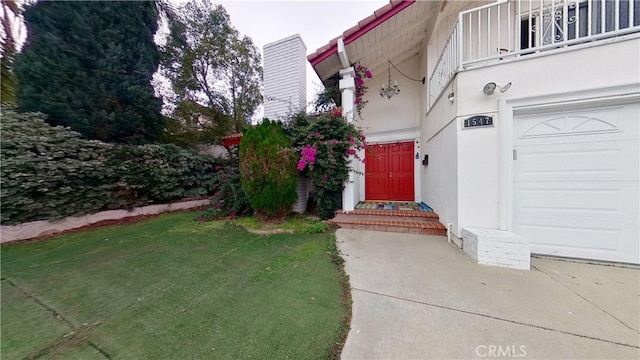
[355,201,433,212]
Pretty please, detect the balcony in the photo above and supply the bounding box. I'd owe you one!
[428,0,640,105]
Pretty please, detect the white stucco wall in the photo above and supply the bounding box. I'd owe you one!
[421,51,459,235]
[456,113,500,234]
[421,118,459,235]
[421,22,461,234]
[453,37,640,234]
[357,56,422,136]
[456,38,640,116]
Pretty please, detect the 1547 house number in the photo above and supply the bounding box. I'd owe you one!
[463,116,493,128]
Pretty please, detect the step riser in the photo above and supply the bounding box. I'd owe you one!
[332,216,442,225]
[336,223,447,236]
[330,218,445,228]
[336,209,439,220]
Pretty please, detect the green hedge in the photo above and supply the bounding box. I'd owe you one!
[0,109,227,225]
[111,144,223,207]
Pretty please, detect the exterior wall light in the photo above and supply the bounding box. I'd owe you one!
[483,82,497,95]
[483,82,512,95]
[500,82,512,93]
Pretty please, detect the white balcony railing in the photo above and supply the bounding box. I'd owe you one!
[429,0,640,104]
[428,21,460,106]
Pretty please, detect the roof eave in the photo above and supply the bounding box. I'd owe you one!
[307,0,416,68]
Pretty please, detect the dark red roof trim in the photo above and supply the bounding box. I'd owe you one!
[308,0,416,66]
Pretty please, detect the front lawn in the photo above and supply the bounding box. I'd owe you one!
[1,212,348,359]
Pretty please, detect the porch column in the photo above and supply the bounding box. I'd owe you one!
[339,67,358,212]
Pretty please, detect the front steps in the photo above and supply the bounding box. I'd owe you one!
[329,209,447,236]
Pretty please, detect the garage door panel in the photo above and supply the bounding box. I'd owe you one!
[519,217,638,264]
[515,183,639,218]
[518,222,620,250]
[517,216,640,255]
[515,141,638,182]
[516,105,639,142]
[521,225,640,263]
[514,102,639,264]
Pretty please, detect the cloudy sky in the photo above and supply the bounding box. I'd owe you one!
[216,0,389,109]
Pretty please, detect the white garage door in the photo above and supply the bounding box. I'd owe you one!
[514,102,639,264]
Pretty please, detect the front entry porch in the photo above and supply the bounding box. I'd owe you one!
[329,201,447,236]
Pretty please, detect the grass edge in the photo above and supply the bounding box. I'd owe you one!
[326,231,352,360]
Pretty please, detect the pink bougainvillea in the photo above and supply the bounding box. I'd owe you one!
[297,144,317,171]
[354,62,372,118]
[290,111,366,219]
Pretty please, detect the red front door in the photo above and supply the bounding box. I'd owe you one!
[365,142,414,201]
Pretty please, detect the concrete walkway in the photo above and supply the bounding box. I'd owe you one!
[337,229,640,359]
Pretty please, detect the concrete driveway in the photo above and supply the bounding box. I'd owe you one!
[337,229,640,359]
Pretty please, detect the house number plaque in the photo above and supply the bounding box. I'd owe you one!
[463,116,493,128]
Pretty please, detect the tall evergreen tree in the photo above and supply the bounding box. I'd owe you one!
[14,1,164,144]
[1,0,21,106]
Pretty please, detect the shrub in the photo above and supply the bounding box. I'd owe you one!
[239,119,298,223]
[0,109,227,225]
[110,144,226,207]
[0,109,117,224]
[199,165,251,221]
